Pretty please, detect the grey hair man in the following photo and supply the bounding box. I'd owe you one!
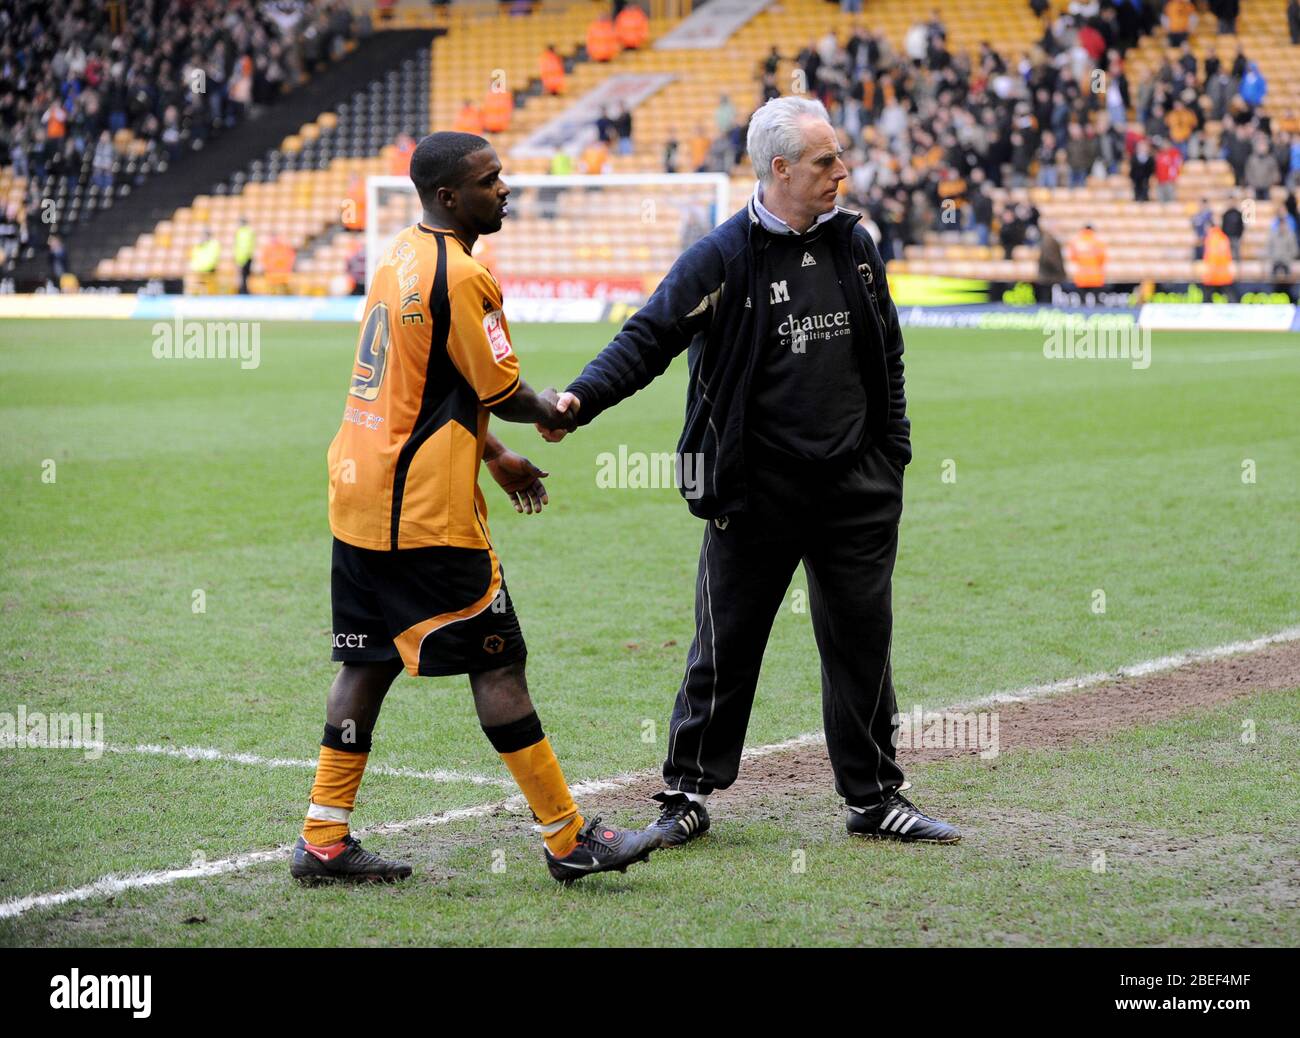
[542,96,960,847]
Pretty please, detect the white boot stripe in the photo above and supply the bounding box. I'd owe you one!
[899,815,919,834]
[881,809,899,830]
[891,813,910,831]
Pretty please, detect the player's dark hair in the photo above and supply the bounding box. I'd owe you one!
[410,132,490,204]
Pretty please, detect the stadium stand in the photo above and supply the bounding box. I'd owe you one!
[96,49,431,293]
[8,0,1300,293]
[0,0,365,283]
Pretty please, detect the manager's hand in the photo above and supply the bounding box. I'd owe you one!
[536,391,581,442]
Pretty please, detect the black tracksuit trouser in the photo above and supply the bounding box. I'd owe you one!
[662,437,907,809]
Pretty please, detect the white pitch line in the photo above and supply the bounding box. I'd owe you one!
[0,729,825,921]
[3,625,1297,922]
[960,625,1300,709]
[104,742,513,788]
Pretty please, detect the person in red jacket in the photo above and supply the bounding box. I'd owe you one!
[586,14,619,62]
[615,4,649,50]
[482,85,514,134]
[453,100,484,135]
[1067,223,1107,289]
[1154,137,1183,203]
[1201,222,1236,300]
[540,44,566,95]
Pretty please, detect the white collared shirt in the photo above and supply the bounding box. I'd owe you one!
[752,184,837,235]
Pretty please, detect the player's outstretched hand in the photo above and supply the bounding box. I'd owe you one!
[536,390,581,442]
[486,449,550,514]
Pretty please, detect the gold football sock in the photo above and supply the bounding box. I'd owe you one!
[484,713,583,856]
[302,725,371,846]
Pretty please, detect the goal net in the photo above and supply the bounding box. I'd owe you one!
[365,173,731,305]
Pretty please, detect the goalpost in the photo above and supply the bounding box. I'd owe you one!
[364,173,732,300]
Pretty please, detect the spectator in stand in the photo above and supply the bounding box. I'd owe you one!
[1166,98,1197,157]
[714,95,737,139]
[1267,211,1299,279]
[998,204,1026,259]
[1245,136,1281,201]
[1223,122,1253,186]
[1276,131,1297,188]
[1239,63,1268,111]
[48,233,68,286]
[42,97,68,145]
[1209,0,1240,35]
[453,99,484,135]
[91,131,115,191]
[1201,221,1235,299]
[613,104,634,157]
[1230,46,1249,81]
[967,166,993,248]
[1191,197,1214,259]
[548,149,574,175]
[581,137,609,175]
[229,54,254,124]
[1206,65,1237,122]
[1038,230,1067,285]
[663,136,678,173]
[688,125,711,172]
[234,217,256,295]
[389,132,416,176]
[482,83,514,134]
[1036,131,1060,187]
[1220,197,1246,260]
[586,13,620,63]
[595,108,617,147]
[1162,0,1195,47]
[1130,138,1155,201]
[259,235,296,294]
[540,45,566,96]
[343,176,367,231]
[1067,222,1107,291]
[1097,114,1126,174]
[614,4,649,51]
[1290,0,1300,45]
[190,228,220,294]
[1154,137,1183,202]
[1065,122,1097,188]
[160,106,183,161]
[1009,130,1034,188]
[346,240,366,296]
[0,203,22,269]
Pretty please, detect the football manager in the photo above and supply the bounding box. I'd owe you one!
[541,96,961,847]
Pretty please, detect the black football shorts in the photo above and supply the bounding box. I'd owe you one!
[330,538,527,677]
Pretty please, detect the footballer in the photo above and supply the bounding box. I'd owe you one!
[290,132,658,885]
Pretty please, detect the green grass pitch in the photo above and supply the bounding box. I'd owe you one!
[1,317,1297,946]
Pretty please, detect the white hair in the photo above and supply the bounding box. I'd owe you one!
[746,96,832,183]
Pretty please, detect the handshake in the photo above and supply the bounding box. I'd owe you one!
[535,388,581,443]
